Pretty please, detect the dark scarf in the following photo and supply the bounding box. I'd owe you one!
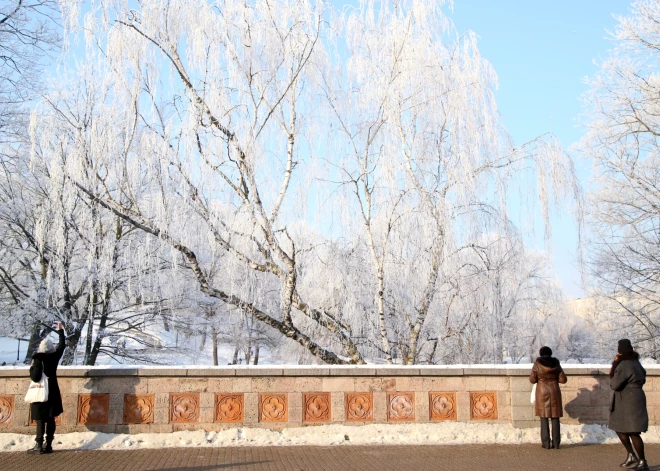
[609,350,639,378]
[536,355,560,368]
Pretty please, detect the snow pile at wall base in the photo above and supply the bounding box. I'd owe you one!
[1,423,658,451]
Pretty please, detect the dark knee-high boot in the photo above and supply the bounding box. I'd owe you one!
[27,420,44,454]
[43,417,56,454]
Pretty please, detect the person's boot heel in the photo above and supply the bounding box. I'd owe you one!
[43,438,53,454]
[26,440,43,455]
[621,453,639,467]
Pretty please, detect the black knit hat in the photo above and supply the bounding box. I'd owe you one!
[539,346,552,357]
[618,339,633,355]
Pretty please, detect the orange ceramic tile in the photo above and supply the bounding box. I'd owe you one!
[170,393,200,423]
[215,393,244,423]
[429,392,457,421]
[78,394,110,425]
[345,392,373,422]
[123,394,155,424]
[303,392,331,423]
[387,392,415,421]
[259,393,288,423]
[0,395,14,426]
[470,391,498,420]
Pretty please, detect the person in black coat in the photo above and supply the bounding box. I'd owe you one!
[609,339,649,471]
[28,323,65,455]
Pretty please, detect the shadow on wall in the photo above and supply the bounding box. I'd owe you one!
[564,385,610,425]
[65,376,139,450]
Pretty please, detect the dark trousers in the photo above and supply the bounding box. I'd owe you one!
[540,418,560,448]
[35,417,56,443]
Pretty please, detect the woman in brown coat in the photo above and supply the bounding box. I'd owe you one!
[529,346,567,449]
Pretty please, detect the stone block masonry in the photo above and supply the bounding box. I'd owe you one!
[0,365,658,434]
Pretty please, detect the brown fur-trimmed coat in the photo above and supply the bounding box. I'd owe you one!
[529,356,567,418]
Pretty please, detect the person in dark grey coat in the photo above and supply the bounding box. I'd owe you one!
[609,339,649,471]
[27,323,65,455]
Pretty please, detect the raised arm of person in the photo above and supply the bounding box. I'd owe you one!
[54,323,65,361]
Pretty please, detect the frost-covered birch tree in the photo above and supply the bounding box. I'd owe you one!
[31,0,582,364]
[0,120,175,364]
[0,0,67,144]
[0,0,65,359]
[323,1,581,363]
[581,0,660,357]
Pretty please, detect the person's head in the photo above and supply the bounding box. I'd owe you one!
[38,338,54,354]
[539,346,552,357]
[617,339,634,355]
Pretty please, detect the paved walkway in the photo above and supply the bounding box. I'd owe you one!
[3,444,660,471]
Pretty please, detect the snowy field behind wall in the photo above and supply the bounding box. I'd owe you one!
[0,325,280,367]
[0,338,20,366]
[2,312,657,367]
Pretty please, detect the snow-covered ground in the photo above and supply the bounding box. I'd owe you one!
[1,423,657,451]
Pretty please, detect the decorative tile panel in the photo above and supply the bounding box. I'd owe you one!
[345,392,374,422]
[429,392,457,421]
[0,395,14,426]
[123,394,155,424]
[170,393,200,423]
[387,392,415,421]
[259,393,288,423]
[78,394,110,425]
[215,393,244,423]
[470,391,498,420]
[303,392,331,423]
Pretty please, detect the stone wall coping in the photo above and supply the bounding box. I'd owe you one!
[0,363,658,378]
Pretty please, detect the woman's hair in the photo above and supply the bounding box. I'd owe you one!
[610,339,637,378]
[539,346,552,357]
[618,339,633,355]
[38,338,55,354]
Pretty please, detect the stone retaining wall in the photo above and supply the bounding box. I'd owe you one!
[0,365,658,434]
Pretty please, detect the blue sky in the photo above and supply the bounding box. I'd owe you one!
[450,1,629,146]
[447,1,632,299]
